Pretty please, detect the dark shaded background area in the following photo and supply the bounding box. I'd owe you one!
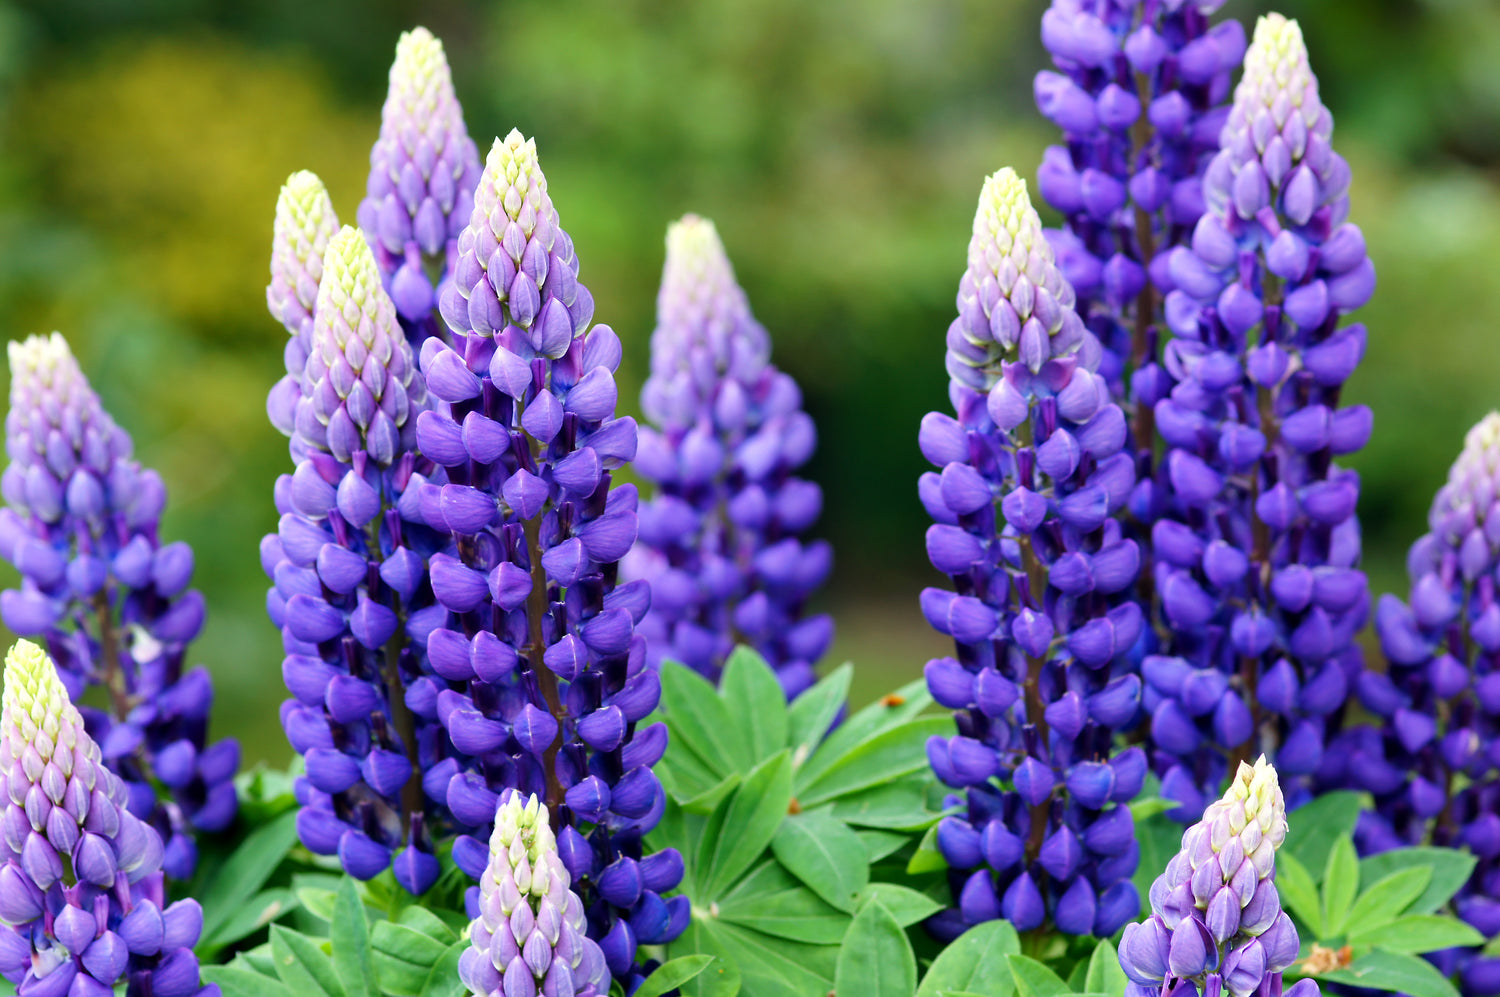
[0,0,1496,766]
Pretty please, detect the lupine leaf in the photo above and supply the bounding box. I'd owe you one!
[269,925,344,997]
[1278,851,1325,937]
[1128,797,1177,821]
[907,823,947,874]
[830,776,945,830]
[1086,939,1129,997]
[683,773,742,816]
[201,966,296,997]
[294,883,339,924]
[798,716,953,807]
[796,678,932,790]
[1344,867,1433,936]
[709,918,836,996]
[721,647,788,764]
[1349,914,1486,953]
[857,882,944,926]
[203,888,298,952]
[667,920,744,997]
[371,919,455,996]
[657,735,727,804]
[1322,949,1461,997]
[200,809,300,944]
[634,955,722,997]
[417,941,468,997]
[332,878,379,997]
[1357,848,1477,915]
[1006,954,1071,997]
[699,751,795,899]
[660,662,752,777]
[1132,814,1184,917]
[859,829,911,863]
[1323,835,1361,936]
[1285,792,1363,877]
[771,812,869,911]
[835,900,917,997]
[717,860,851,943]
[787,663,852,764]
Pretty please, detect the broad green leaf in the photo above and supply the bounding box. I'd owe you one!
[202,966,296,997]
[1322,949,1460,997]
[771,812,869,911]
[859,829,910,863]
[1323,836,1360,936]
[1086,939,1129,997]
[721,647,788,764]
[857,882,944,927]
[830,777,944,830]
[634,955,721,997]
[717,860,851,943]
[787,663,852,764]
[332,878,379,997]
[836,900,917,997]
[709,919,836,997]
[1133,815,1185,917]
[683,774,742,816]
[666,920,743,997]
[418,941,468,997]
[1129,797,1177,822]
[1348,914,1485,953]
[660,662,751,777]
[916,918,1021,997]
[201,809,300,943]
[1067,959,1090,994]
[294,885,338,923]
[798,716,953,807]
[1344,867,1434,937]
[908,823,947,874]
[372,919,455,997]
[1357,848,1478,915]
[202,888,297,952]
[698,751,795,899]
[269,925,344,997]
[657,737,728,804]
[397,905,462,940]
[796,678,932,790]
[1278,851,1324,937]
[1286,792,1364,877]
[1006,954,1071,997]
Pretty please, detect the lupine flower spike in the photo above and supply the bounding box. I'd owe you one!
[625,215,832,696]
[458,792,609,997]
[0,333,238,881]
[267,170,340,452]
[1120,757,1315,997]
[0,639,214,997]
[1143,13,1374,819]
[416,129,686,986]
[921,168,1145,940]
[268,226,450,894]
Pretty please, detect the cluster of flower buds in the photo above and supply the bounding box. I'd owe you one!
[266,225,452,894]
[1325,413,1500,994]
[921,169,1145,940]
[1141,13,1374,819]
[411,129,685,984]
[1119,756,1314,997]
[0,639,214,997]
[357,27,482,346]
[623,215,832,696]
[1036,0,1246,393]
[0,333,238,880]
[458,792,609,997]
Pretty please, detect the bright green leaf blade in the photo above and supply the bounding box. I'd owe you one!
[1132,815,1185,917]
[1345,867,1434,936]
[906,822,947,875]
[796,678,933,790]
[700,751,795,899]
[1286,792,1364,877]
[798,716,953,807]
[418,941,468,997]
[294,885,338,924]
[711,919,836,996]
[916,916,1021,997]
[269,925,344,997]
[1067,959,1090,994]
[657,734,729,804]
[371,920,454,997]
[771,812,869,911]
[660,662,751,777]
[665,920,743,997]
[858,882,943,927]
[1086,939,1129,997]
[634,955,721,997]
[200,888,297,953]
[787,663,852,763]
[1349,914,1486,953]
[717,860,852,943]
[202,966,296,997]
[1323,949,1461,997]
[1323,835,1361,936]
[858,829,910,863]
[683,773,742,816]
[721,647,788,764]
[830,777,944,830]
[1006,954,1071,997]
[835,900,917,997]
[1357,848,1478,915]
[332,878,379,997]
[396,905,461,941]
[1278,851,1325,937]
[201,809,300,943]
[1129,797,1177,822]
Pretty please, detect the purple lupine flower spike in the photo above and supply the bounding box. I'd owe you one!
[458,792,609,997]
[267,170,339,446]
[1120,757,1317,997]
[0,334,238,881]
[921,169,1144,941]
[0,639,215,997]
[1331,413,1500,991]
[270,226,450,895]
[1141,14,1373,820]
[624,215,832,697]
[416,129,685,987]
[357,27,482,343]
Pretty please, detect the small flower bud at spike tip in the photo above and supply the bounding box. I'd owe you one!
[267,170,339,346]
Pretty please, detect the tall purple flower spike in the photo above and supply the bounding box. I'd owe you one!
[1141,13,1375,821]
[267,225,452,895]
[920,169,1144,941]
[623,215,832,697]
[1329,413,1500,994]
[415,129,685,988]
[0,333,238,881]
[0,639,215,997]
[357,27,482,345]
[1119,757,1317,997]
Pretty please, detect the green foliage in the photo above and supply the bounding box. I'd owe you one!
[916,920,1020,997]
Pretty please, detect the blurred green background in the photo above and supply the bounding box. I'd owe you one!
[0,0,1496,767]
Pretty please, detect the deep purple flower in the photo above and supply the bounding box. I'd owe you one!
[623,215,832,697]
[0,334,238,880]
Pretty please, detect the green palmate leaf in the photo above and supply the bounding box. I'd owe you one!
[1006,954,1071,997]
[236,945,279,978]
[295,885,338,923]
[658,741,728,805]
[917,919,1021,997]
[200,809,301,944]
[1344,867,1434,936]
[830,777,945,830]
[798,715,953,807]
[795,678,932,790]
[1323,835,1361,936]
[1278,851,1325,937]
[721,647,788,764]
[1285,792,1364,877]
[683,773,742,816]
[787,663,852,764]
[771,812,869,911]
[1067,960,1090,993]
[371,915,457,997]
[708,918,836,997]
[204,888,298,951]
[1357,847,1478,915]
[660,662,751,777]
[332,878,379,997]
[1133,814,1185,917]
[635,955,724,997]
[269,925,344,997]
[908,823,947,874]
[1086,939,1129,997]
[698,751,795,899]
[668,920,745,997]
[1322,948,1460,997]
[857,882,944,927]
[202,965,296,997]
[1349,914,1486,953]
[717,860,852,943]
[836,900,917,997]
[859,829,911,863]
[419,941,468,997]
